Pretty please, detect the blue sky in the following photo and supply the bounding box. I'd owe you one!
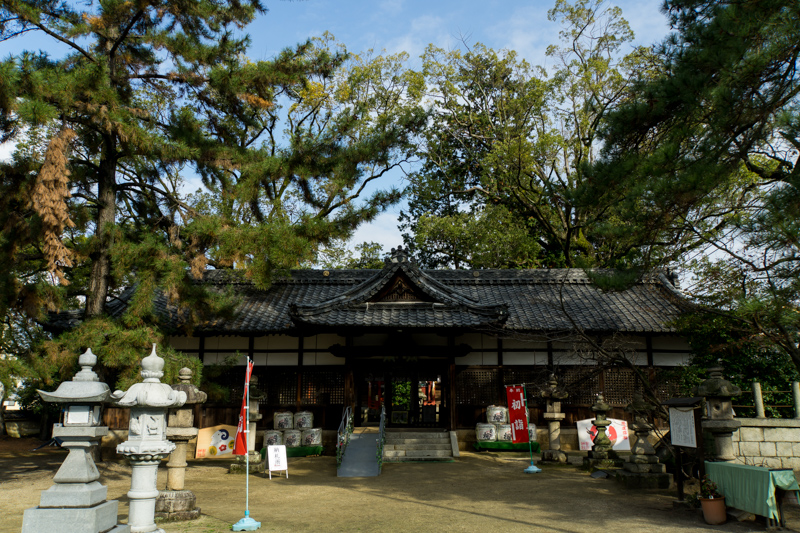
[0,0,673,253]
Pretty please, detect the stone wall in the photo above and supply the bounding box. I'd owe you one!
[731,418,800,470]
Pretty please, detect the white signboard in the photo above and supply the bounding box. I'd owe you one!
[669,407,697,448]
[266,445,288,479]
[577,418,630,451]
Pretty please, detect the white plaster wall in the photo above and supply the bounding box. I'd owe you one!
[309,334,346,349]
[502,338,548,350]
[205,336,249,350]
[653,353,692,366]
[503,352,548,365]
[456,352,499,366]
[303,352,344,366]
[411,333,448,346]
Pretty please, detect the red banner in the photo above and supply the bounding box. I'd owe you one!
[232,359,254,455]
[506,385,529,443]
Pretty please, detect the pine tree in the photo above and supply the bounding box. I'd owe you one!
[0,4,424,389]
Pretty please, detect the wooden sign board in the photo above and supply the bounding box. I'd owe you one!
[669,407,697,448]
[266,445,288,479]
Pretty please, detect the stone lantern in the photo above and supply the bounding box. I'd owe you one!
[616,394,669,488]
[21,348,129,533]
[231,374,266,474]
[155,367,207,521]
[112,345,187,533]
[583,393,620,469]
[695,366,741,462]
[540,374,569,463]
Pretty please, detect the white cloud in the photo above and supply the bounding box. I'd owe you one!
[349,209,405,252]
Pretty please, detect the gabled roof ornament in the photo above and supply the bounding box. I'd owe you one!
[386,245,412,265]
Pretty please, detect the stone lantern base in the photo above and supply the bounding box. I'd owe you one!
[540,449,569,463]
[22,493,131,533]
[229,451,265,474]
[615,468,671,489]
[154,490,201,521]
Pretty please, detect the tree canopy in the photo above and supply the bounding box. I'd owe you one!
[0,1,424,391]
[593,0,800,370]
[400,0,658,269]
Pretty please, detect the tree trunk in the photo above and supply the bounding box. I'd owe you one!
[85,139,117,318]
[0,382,5,437]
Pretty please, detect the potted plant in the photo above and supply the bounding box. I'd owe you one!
[699,475,726,525]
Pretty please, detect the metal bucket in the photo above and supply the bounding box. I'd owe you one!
[274,411,293,430]
[302,428,322,446]
[486,405,508,423]
[476,423,497,442]
[283,429,302,448]
[263,430,282,446]
[294,411,314,429]
[496,424,513,441]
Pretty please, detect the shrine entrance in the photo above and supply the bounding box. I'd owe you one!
[355,358,448,429]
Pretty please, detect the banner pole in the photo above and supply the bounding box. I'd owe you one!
[523,384,541,474]
[233,358,260,531]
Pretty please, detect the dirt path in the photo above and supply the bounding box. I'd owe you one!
[2,437,799,533]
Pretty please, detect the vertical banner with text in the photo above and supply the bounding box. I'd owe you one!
[506,385,529,443]
[232,359,255,455]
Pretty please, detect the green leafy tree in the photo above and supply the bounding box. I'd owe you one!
[594,0,800,371]
[0,3,424,390]
[401,0,658,269]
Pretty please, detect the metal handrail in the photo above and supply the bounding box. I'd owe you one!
[336,406,353,468]
[377,404,386,473]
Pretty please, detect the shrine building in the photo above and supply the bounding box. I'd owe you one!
[157,247,692,431]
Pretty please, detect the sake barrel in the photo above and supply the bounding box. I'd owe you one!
[294,411,314,429]
[283,429,302,448]
[274,411,293,430]
[496,424,513,442]
[302,428,322,446]
[486,405,508,423]
[476,423,497,442]
[263,430,282,446]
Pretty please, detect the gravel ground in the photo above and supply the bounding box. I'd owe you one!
[2,436,800,533]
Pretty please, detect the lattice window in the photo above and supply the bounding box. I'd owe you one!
[603,368,640,406]
[253,368,298,405]
[456,368,501,405]
[561,366,601,405]
[300,369,345,405]
[652,367,684,402]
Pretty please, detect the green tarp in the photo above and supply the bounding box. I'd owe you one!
[705,461,800,520]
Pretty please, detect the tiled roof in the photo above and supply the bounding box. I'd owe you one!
[48,262,689,335]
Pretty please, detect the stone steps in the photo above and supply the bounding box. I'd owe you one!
[383,430,455,463]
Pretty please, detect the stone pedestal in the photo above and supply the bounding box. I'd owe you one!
[540,374,569,464]
[22,348,129,533]
[156,368,206,521]
[696,367,741,462]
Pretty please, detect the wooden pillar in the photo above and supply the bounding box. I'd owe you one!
[448,335,457,431]
[646,335,656,383]
[295,336,304,412]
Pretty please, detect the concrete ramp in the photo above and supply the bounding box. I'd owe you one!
[337,428,380,478]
